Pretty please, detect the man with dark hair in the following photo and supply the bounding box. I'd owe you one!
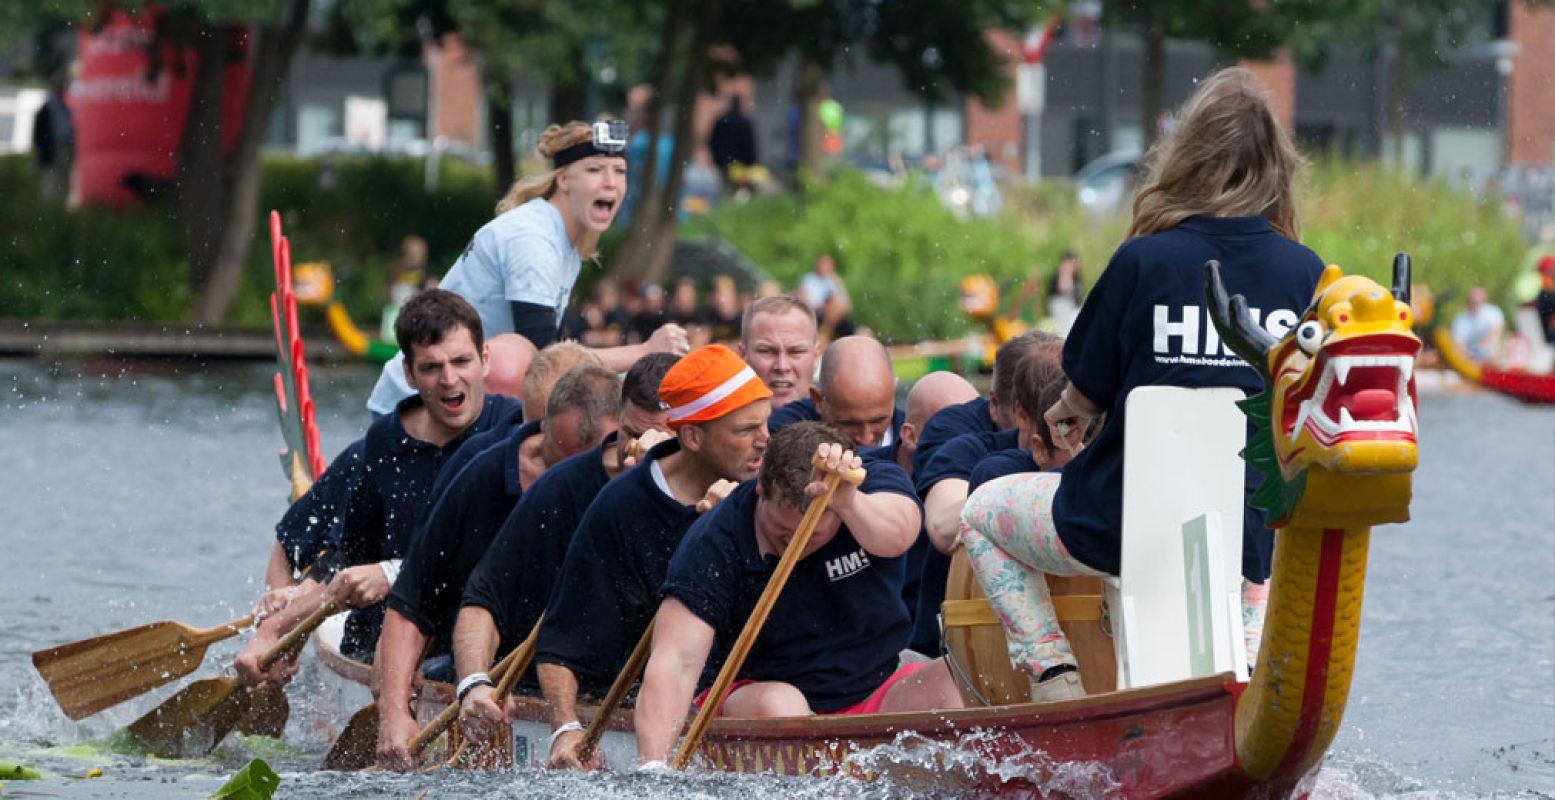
[634,423,962,766]
[536,345,769,770]
[236,289,522,685]
[739,294,819,409]
[909,333,1065,654]
[767,335,903,447]
[372,363,623,769]
[447,352,679,759]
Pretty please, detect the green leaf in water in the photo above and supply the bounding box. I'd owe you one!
[0,758,42,779]
[208,758,280,800]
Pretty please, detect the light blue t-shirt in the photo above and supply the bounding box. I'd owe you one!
[368,198,580,413]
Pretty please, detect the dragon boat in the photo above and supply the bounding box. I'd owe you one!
[302,256,1421,798]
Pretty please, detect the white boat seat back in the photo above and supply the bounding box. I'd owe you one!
[1112,386,1247,689]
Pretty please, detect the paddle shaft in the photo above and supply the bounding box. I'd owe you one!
[671,458,864,770]
[577,620,654,763]
[413,614,542,756]
[259,600,337,671]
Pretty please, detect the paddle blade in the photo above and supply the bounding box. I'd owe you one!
[322,702,378,771]
[32,621,233,720]
[235,683,290,739]
[127,677,251,759]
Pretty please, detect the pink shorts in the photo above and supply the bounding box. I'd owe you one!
[692,661,928,717]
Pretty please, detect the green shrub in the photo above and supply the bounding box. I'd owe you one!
[686,170,1060,342]
[1298,161,1527,306]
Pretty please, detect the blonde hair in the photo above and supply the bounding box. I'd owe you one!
[521,340,604,417]
[1128,68,1304,241]
[496,122,605,257]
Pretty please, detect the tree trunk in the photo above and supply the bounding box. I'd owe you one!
[612,0,687,278]
[794,56,825,186]
[1140,3,1166,153]
[487,76,515,197]
[190,0,310,324]
[177,25,229,295]
[639,0,722,285]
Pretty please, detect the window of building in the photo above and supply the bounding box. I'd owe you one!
[297,102,341,155]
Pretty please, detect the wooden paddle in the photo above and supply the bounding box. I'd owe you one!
[575,620,654,765]
[671,454,866,770]
[573,476,730,766]
[31,614,256,721]
[320,635,439,772]
[127,601,336,758]
[435,616,543,769]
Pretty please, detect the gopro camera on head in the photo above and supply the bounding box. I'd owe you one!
[593,120,629,154]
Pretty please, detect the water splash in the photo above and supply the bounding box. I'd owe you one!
[836,729,1122,798]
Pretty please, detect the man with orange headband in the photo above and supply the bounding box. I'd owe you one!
[533,344,771,770]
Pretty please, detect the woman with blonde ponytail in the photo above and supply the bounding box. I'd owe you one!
[960,68,1328,705]
[369,121,690,414]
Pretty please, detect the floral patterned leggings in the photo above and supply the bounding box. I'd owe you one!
[960,472,1268,677]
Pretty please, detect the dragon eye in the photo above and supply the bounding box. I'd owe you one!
[1296,320,1324,355]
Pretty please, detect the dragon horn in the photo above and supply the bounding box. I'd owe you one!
[1204,260,1277,369]
[1391,252,1411,304]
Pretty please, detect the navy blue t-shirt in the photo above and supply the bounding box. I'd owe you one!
[275,438,366,571]
[385,420,542,654]
[909,427,1021,654]
[332,392,523,657]
[860,440,927,623]
[1055,215,1323,582]
[767,397,907,447]
[533,439,698,695]
[969,448,1041,491]
[662,461,919,712]
[462,431,617,656]
[910,397,996,478]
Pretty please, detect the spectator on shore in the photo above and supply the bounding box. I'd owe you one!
[1047,251,1085,334]
[628,284,668,345]
[33,72,73,203]
[700,275,743,344]
[799,254,856,340]
[710,95,758,194]
[382,236,430,340]
[1452,286,1505,363]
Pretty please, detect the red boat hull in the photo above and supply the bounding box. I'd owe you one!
[1480,367,1555,404]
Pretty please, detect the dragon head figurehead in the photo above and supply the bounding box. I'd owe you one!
[1206,255,1420,530]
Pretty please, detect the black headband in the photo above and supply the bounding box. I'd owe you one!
[552,120,629,168]
[552,141,626,168]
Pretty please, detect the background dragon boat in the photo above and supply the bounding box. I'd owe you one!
[302,257,1421,798]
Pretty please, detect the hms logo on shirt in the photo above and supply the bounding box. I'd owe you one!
[825,548,871,581]
[1152,304,1298,366]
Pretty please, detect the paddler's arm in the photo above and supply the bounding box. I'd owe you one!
[589,324,689,372]
[922,478,970,554]
[634,598,715,766]
[234,576,327,686]
[372,609,426,771]
[452,605,506,745]
[253,542,300,618]
[537,662,598,770]
[813,444,921,558]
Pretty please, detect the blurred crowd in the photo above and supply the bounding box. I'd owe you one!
[557,252,862,352]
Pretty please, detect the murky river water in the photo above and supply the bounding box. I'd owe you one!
[2,358,1550,798]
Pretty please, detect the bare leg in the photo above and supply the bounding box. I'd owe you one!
[721,682,811,718]
[878,658,964,713]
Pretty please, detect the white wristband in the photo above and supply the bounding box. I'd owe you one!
[455,672,492,702]
[379,558,402,585]
[548,720,583,749]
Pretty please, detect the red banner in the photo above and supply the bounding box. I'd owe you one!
[72,5,251,207]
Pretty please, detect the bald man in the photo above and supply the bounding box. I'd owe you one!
[483,333,537,406]
[858,371,979,642]
[767,335,904,447]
